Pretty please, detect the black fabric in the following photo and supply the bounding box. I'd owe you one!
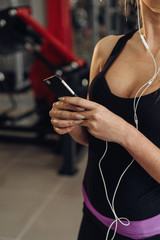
[80,30,160,239]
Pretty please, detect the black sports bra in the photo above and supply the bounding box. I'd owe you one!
[83,30,160,223]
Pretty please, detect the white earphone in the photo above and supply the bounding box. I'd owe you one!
[98,1,160,239]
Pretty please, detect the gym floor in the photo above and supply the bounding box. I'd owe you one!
[0,90,88,240]
[0,141,87,240]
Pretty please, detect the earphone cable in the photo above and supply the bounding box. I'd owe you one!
[99,1,159,239]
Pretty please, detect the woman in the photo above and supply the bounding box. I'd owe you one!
[49,0,160,239]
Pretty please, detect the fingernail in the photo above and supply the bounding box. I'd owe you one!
[76,107,85,111]
[75,114,85,120]
[58,97,65,101]
[74,120,83,124]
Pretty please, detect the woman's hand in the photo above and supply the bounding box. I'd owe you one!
[50,97,129,144]
[49,98,86,135]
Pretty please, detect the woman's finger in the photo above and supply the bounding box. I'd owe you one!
[52,101,85,112]
[58,97,97,110]
[51,118,83,128]
[54,126,75,135]
[49,108,86,121]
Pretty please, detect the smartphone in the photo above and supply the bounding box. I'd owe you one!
[44,75,78,98]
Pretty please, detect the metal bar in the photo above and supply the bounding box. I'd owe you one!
[92,0,100,47]
[105,0,112,35]
[104,0,121,35]
[60,134,78,175]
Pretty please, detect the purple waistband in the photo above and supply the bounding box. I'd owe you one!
[82,184,160,239]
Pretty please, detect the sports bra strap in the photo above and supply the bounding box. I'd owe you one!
[102,29,137,73]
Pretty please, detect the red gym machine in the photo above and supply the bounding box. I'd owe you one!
[0,0,89,175]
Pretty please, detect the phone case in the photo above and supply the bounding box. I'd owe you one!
[44,75,77,98]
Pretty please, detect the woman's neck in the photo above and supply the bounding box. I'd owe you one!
[141,2,160,52]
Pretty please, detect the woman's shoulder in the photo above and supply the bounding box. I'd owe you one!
[89,34,124,83]
[96,34,123,51]
[93,34,124,71]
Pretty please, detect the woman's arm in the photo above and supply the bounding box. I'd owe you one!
[49,35,119,146]
[69,125,88,146]
[121,123,160,184]
[57,96,160,184]
[49,35,122,146]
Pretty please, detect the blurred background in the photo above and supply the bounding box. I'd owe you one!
[0,0,137,240]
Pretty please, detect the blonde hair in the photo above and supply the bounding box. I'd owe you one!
[123,0,140,8]
[121,0,139,17]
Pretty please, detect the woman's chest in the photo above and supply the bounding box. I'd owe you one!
[90,73,160,147]
[105,51,160,99]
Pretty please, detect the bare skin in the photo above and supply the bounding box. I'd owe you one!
[142,0,160,13]
[49,0,160,183]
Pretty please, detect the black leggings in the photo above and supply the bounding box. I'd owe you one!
[77,208,160,240]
